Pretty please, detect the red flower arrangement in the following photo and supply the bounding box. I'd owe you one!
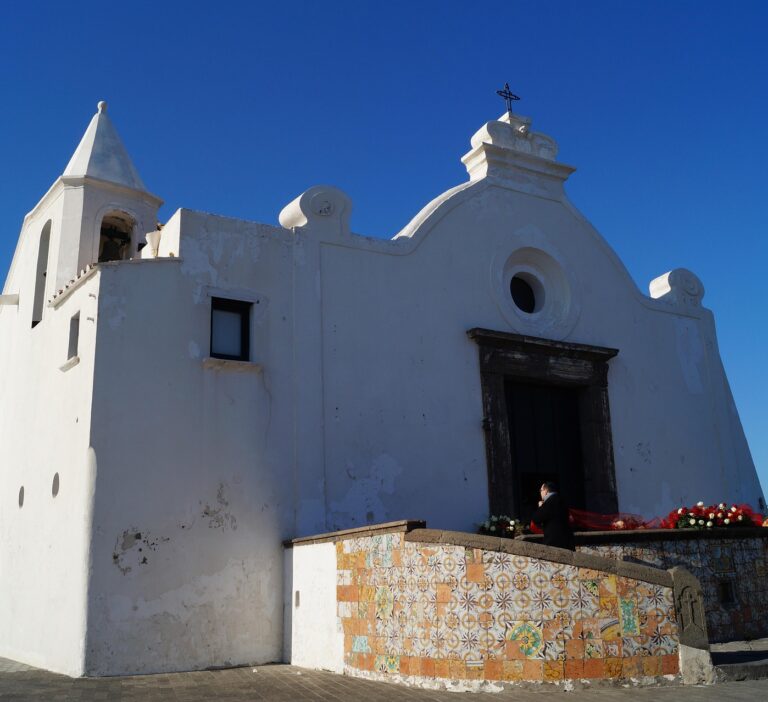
[662,501,763,530]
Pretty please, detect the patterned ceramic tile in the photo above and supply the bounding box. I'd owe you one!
[506,620,544,659]
[599,618,621,640]
[580,536,768,643]
[542,639,565,661]
[619,597,639,635]
[584,640,604,659]
[335,532,689,684]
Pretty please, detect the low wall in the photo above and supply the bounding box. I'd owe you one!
[521,528,768,643]
[286,521,688,689]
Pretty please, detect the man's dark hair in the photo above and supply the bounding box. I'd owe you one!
[542,481,558,493]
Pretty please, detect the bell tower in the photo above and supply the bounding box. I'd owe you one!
[2,101,162,328]
[49,100,163,291]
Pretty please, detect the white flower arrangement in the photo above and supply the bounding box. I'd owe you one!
[478,514,526,538]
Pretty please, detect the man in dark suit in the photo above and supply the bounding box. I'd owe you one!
[531,481,575,551]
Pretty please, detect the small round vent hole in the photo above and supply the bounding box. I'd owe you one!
[510,275,536,313]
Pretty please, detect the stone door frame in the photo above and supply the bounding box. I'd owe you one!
[467,328,620,517]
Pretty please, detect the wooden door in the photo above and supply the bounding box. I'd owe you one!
[504,381,586,520]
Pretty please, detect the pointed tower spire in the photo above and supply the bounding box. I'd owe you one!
[63,101,148,192]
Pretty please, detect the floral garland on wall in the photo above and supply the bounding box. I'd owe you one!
[661,502,763,530]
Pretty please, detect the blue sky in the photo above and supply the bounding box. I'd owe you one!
[1,1,766,500]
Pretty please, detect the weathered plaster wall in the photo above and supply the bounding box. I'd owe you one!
[84,212,295,675]
[305,178,761,530]
[284,542,344,672]
[0,203,99,675]
[76,122,761,672]
[288,529,679,689]
[2,107,761,678]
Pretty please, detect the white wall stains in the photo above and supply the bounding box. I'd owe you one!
[180,231,220,286]
[676,319,705,394]
[97,288,126,329]
[328,454,403,530]
[89,555,282,675]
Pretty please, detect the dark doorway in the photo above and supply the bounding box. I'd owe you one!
[468,328,619,519]
[505,381,585,521]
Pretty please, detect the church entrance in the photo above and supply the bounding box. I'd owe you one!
[505,380,585,521]
[468,328,619,520]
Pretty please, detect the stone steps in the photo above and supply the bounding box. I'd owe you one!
[711,639,768,681]
[715,659,768,682]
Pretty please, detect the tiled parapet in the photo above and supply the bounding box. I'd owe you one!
[334,529,679,686]
[558,530,768,643]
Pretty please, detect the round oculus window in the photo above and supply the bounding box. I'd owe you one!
[510,275,536,314]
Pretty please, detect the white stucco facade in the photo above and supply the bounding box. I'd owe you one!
[0,103,762,676]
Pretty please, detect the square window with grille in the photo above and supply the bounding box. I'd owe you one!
[210,298,251,361]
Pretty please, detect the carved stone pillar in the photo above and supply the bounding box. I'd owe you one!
[669,566,715,684]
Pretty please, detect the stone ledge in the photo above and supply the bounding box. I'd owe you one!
[59,355,80,372]
[202,357,263,373]
[404,528,673,587]
[518,527,768,545]
[284,520,426,548]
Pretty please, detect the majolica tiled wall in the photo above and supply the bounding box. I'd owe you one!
[335,533,679,684]
[578,536,768,643]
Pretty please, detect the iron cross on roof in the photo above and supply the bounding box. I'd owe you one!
[496,83,520,113]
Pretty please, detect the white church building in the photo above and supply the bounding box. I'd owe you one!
[0,100,762,677]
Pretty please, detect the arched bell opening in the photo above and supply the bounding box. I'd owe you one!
[98,212,135,263]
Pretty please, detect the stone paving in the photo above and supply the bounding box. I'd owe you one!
[0,659,767,702]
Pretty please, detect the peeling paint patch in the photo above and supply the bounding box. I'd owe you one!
[200,483,237,531]
[180,236,219,286]
[113,528,169,575]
